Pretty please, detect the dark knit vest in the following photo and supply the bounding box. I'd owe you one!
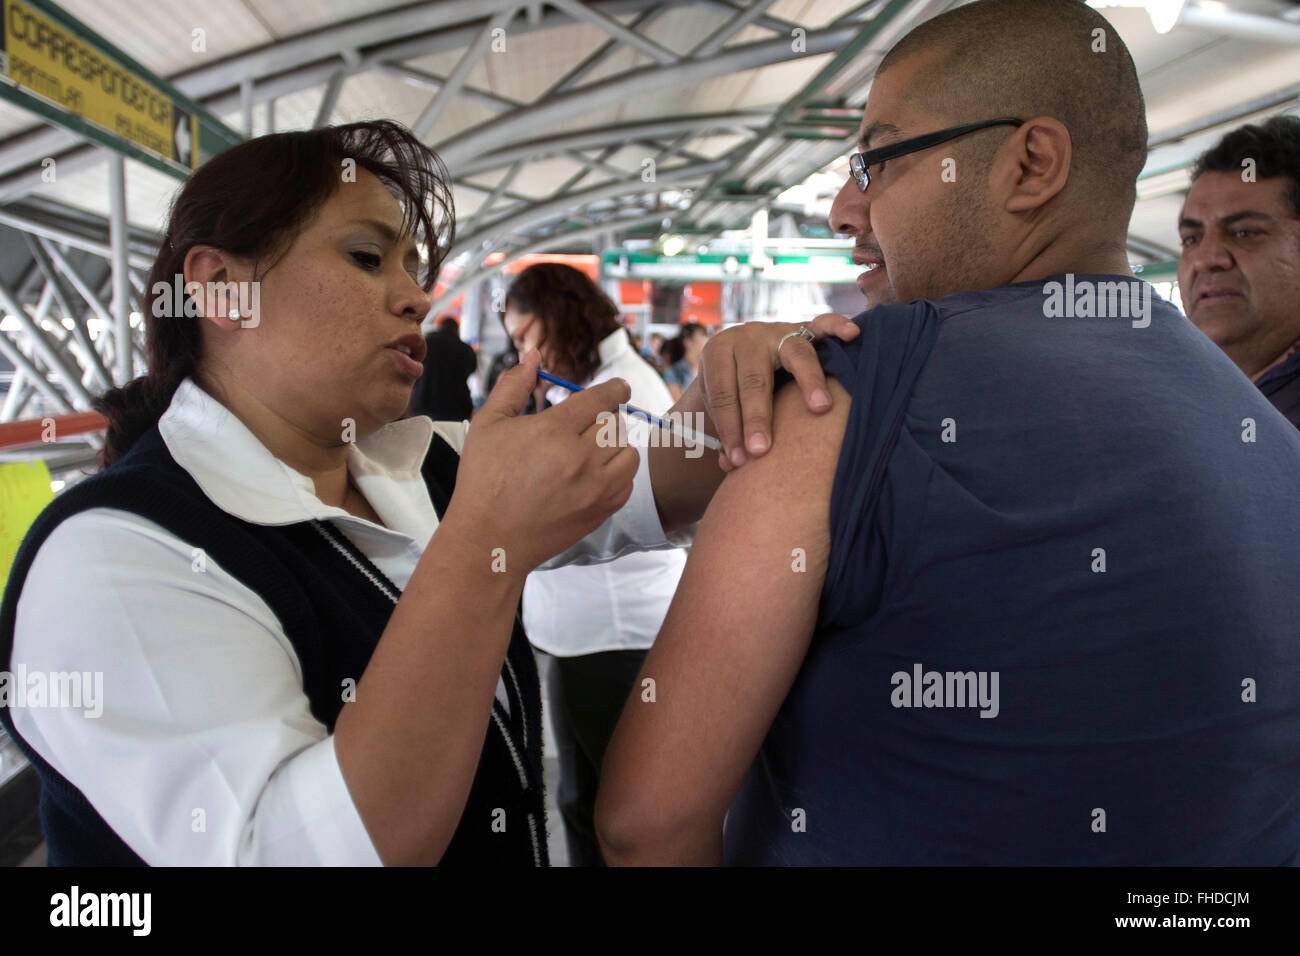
[0,424,548,866]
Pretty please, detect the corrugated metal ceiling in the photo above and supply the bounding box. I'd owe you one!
[0,0,1297,257]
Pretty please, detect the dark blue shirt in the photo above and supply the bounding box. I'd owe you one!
[662,359,694,390]
[724,276,1300,865]
[1257,346,1300,429]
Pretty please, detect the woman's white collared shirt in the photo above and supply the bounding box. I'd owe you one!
[10,376,672,865]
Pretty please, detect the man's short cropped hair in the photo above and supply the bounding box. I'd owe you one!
[876,0,1148,219]
[1191,115,1300,218]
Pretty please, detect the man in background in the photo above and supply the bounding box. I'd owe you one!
[408,314,478,422]
[1179,116,1300,426]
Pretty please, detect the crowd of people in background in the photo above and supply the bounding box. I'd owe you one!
[410,304,713,420]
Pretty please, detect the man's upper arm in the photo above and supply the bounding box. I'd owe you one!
[598,377,851,852]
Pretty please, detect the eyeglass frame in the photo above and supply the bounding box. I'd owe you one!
[847,118,1025,193]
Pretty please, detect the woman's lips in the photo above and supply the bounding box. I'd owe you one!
[387,347,424,377]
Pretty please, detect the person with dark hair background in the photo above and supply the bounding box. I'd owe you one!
[644,332,665,369]
[1178,115,1300,426]
[658,334,685,381]
[661,323,709,400]
[502,262,686,866]
[0,120,858,867]
[408,314,478,422]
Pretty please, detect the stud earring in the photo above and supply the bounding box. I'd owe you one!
[229,309,241,321]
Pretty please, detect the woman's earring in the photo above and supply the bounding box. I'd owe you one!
[229,309,241,322]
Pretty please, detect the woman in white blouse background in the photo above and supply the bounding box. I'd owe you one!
[0,121,857,866]
[503,263,688,866]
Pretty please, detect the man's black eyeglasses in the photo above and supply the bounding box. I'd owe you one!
[848,118,1025,192]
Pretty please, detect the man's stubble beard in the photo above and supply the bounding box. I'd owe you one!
[934,180,996,300]
[889,180,995,306]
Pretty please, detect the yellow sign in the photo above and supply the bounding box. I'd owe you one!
[0,459,53,594]
[0,0,199,169]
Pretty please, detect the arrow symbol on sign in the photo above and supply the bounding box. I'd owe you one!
[175,116,191,164]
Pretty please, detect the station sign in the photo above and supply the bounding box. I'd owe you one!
[0,0,239,177]
[602,249,861,283]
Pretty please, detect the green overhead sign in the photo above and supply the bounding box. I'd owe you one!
[602,252,1181,284]
[603,249,862,282]
[0,0,241,178]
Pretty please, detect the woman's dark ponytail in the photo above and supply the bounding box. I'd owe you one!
[93,119,453,469]
[93,236,202,468]
[94,374,187,469]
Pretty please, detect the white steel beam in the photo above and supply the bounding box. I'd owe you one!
[375,63,523,112]
[463,161,523,237]
[542,6,665,97]
[107,154,132,385]
[435,25,860,170]
[548,0,678,65]
[451,112,770,177]
[452,159,723,257]
[25,238,114,392]
[0,210,156,270]
[0,278,94,409]
[411,8,518,140]
[688,0,780,58]
[0,333,74,415]
[433,208,674,311]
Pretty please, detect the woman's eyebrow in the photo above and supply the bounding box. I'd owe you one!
[347,218,421,262]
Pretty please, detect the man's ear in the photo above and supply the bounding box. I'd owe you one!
[999,116,1071,215]
[183,245,244,330]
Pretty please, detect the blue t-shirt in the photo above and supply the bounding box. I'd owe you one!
[662,359,694,389]
[723,276,1300,865]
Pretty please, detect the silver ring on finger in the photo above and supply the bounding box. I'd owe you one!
[777,324,815,356]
